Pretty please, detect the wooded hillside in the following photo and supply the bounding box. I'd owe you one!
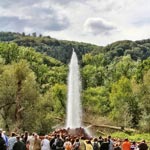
[0,32,150,134]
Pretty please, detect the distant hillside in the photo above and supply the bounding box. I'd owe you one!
[0,32,150,64]
[0,32,101,64]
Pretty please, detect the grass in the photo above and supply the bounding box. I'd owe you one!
[111,132,150,142]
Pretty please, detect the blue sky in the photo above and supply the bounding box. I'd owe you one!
[0,0,150,45]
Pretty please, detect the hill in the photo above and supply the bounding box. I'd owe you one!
[0,32,150,64]
[0,31,150,134]
[0,32,101,64]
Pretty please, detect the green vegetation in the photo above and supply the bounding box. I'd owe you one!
[0,32,150,136]
[111,132,150,142]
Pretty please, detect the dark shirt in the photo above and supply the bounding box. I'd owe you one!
[13,141,26,150]
[100,142,109,150]
[138,143,148,150]
[0,137,6,150]
[114,146,121,150]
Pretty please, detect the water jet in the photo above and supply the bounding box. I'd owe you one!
[65,49,90,138]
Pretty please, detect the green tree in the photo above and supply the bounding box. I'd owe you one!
[138,70,150,132]
[82,86,110,116]
[37,83,67,134]
[110,76,139,127]
[0,60,39,132]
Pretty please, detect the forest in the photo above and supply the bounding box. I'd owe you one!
[0,32,150,136]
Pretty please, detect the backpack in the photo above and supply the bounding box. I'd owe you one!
[56,138,64,150]
[93,142,99,150]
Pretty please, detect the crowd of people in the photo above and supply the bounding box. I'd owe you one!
[0,128,149,150]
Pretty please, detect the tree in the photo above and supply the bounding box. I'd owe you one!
[0,65,17,131]
[0,60,39,132]
[138,70,150,132]
[82,86,110,116]
[110,76,139,127]
[36,83,67,134]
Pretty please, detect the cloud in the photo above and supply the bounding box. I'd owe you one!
[49,0,88,5]
[0,0,150,46]
[0,16,27,32]
[0,5,70,33]
[0,0,43,8]
[84,17,117,35]
[25,7,70,31]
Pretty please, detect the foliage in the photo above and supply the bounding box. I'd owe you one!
[0,32,150,134]
[82,86,110,116]
[111,132,150,142]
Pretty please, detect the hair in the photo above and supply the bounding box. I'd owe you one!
[76,138,79,142]
[11,132,16,137]
[142,140,145,143]
[16,135,20,141]
[108,136,111,139]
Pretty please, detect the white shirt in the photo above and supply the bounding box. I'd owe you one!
[41,138,50,150]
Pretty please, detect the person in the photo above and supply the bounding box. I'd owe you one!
[3,131,9,150]
[26,141,30,150]
[113,144,121,150]
[28,133,35,150]
[79,136,86,150]
[100,138,109,150]
[22,131,29,145]
[108,136,114,150]
[98,136,103,146]
[138,140,148,150]
[41,135,50,150]
[0,132,6,150]
[92,138,99,150]
[0,129,8,149]
[33,134,41,150]
[122,138,131,150]
[55,135,64,150]
[73,138,80,150]
[13,135,26,150]
[64,137,72,150]
[130,141,137,150]
[8,132,17,150]
[85,140,93,150]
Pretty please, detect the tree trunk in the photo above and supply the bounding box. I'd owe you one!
[15,80,23,131]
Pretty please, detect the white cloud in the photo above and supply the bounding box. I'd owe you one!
[84,18,117,35]
[0,0,150,45]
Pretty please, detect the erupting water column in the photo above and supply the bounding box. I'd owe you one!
[66,49,82,129]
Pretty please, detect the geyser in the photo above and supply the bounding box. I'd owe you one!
[66,49,82,128]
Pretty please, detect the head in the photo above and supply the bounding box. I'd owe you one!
[34,134,38,139]
[24,131,28,136]
[132,141,136,145]
[104,138,108,142]
[11,132,16,137]
[94,138,98,142]
[3,131,6,135]
[16,135,20,141]
[76,138,79,142]
[87,140,91,144]
[45,135,49,139]
[142,140,145,143]
[65,137,69,141]
[125,138,128,142]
